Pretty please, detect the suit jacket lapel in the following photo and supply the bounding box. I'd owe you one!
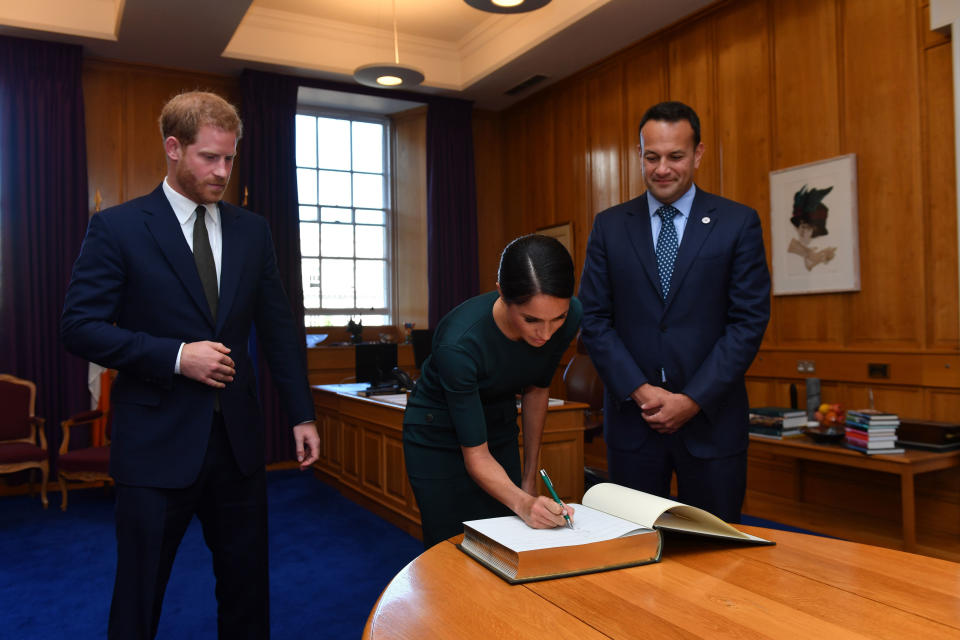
[623,196,661,294]
[142,185,215,327]
[217,203,243,333]
[665,188,717,309]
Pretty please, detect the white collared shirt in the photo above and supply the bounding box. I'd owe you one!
[647,184,697,250]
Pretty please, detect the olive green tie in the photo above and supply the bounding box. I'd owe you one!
[192,206,218,320]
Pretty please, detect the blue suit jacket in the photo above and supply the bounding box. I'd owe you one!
[579,187,770,458]
[61,185,314,488]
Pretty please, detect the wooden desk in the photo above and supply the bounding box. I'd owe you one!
[311,384,587,540]
[364,526,960,639]
[748,434,960,552]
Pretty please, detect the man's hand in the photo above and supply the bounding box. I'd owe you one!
[293,422,320,469]
[181,341,235,388]
[631,383,700,433]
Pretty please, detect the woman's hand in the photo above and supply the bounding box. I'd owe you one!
[518,494,575,529]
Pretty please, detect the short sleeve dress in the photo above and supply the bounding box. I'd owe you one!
[402,291,582,547]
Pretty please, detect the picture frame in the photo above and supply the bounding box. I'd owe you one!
[769,154,860,295]
[536,222,573,256]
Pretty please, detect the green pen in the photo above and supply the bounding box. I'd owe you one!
[539,469,573,529]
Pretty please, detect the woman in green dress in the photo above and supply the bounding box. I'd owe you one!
[403,234,582,548]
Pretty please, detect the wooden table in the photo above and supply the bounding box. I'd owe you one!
[363,525,960,639]
[311,384,587,540]
[748,434,960,552]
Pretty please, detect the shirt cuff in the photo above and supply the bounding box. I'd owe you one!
[174,343,184,375]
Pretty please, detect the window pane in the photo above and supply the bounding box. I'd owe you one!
[296,168,317,205]
[359,314,390,325]
[306,314,353,328]
[299,222,319,257]
[356,260,386,309]
[355,225,385,259]
[321,259,355,308]
[355,209,384,224]
[353,173,383,209]
[352,121,383,173]
[301,258,320,309]
[321,223,353,258]
[295,115,317,168]
[318,170,351,206]
[317,118,351,170]
[299,206,318,221]
[320,207,352,223]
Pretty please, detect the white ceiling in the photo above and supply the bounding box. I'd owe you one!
[0,0,713,110]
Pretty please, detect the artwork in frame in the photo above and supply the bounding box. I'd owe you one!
[536,222,573,256]
[769,154,860,295]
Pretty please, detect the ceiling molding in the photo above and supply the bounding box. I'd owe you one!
[0,0,124,41]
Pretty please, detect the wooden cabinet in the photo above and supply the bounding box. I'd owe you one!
[312,384,586,540]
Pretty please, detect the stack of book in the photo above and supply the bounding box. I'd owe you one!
[749,407,807,439]
[844,409,905,455]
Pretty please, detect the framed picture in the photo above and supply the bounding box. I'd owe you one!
[769,154,860,295]
[537,222,573,256]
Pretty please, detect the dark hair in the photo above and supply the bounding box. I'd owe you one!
[497,234,575,305]
[638,101,701,146]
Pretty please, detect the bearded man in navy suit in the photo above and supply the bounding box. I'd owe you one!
[61,91,319,639]
[579,101,770,523]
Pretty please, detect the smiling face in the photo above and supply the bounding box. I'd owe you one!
[498,293,571,347]
[165,124,237,204]
[639,119,704,205]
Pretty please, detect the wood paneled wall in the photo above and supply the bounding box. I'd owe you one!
[474,0,959,422]
[392,107,429,330]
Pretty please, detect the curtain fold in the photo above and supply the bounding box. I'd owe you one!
[238,70,305,464]
[0,35,89,461]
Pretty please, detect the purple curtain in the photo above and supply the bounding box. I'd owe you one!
[0,36,89,462]
[426,101,479,326]
[238,70,305,464]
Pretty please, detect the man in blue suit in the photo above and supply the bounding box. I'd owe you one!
[61,91,319,639]
[579,101,770,523]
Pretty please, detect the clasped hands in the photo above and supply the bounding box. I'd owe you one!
[631,383,699,433]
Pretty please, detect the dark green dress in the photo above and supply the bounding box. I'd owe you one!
[403,291,582,547]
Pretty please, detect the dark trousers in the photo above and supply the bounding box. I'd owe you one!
[606,431,747,523]
[108,413,269,639]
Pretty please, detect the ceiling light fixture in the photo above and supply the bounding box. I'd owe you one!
[464,0,552,14]
[354,0,424,89]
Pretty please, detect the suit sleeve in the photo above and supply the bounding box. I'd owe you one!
[682,209,770,421]
[578,214,649,402]
[60,212,181,386]
[251,218,315,427]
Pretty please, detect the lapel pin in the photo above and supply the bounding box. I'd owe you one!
[701,216,711,224]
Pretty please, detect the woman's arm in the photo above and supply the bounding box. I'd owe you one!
[518,385,549,494]
[461,442,570,529]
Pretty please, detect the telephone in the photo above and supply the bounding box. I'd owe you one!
[360,367,416,396]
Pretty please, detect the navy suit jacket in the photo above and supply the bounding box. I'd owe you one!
[579,187,770,459]
[61,185,314,488]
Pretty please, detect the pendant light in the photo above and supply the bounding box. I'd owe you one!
[464,0,552,14]
[354,0,424,89]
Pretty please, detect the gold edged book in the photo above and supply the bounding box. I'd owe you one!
[459,482,773,584]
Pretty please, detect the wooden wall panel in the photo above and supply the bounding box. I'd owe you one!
[552,81,589,280]
[843,0,924,347]
[393,107,429,329]
[924,40,959,349]
[769,0,844,346]
[586,62,626,214]
[526,98,557,233]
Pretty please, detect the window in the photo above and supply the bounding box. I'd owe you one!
[295,112,391,327]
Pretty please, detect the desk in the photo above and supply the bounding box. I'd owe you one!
[363,525,960,639]
[311,384,587,539]
[748,434,960,552]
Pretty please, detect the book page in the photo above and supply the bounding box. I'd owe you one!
[463,504,653,553]
[583,483,770,543]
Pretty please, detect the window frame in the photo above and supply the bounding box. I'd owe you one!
[295,107,394,328]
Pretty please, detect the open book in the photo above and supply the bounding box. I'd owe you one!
[459,482,771,584]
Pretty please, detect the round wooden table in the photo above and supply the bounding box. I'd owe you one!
[364,525,960,639]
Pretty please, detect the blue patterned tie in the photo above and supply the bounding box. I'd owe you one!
[655,205,679,299]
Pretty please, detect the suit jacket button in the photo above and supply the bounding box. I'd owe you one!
[659,324,667,332]
[425,413,434,423]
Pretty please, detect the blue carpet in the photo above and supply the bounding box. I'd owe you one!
[0,469,423,638]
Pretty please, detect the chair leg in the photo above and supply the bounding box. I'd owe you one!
[40,462,49,509]
[58,474,69,511]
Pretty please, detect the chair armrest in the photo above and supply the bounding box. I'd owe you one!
[59,410,104,454]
